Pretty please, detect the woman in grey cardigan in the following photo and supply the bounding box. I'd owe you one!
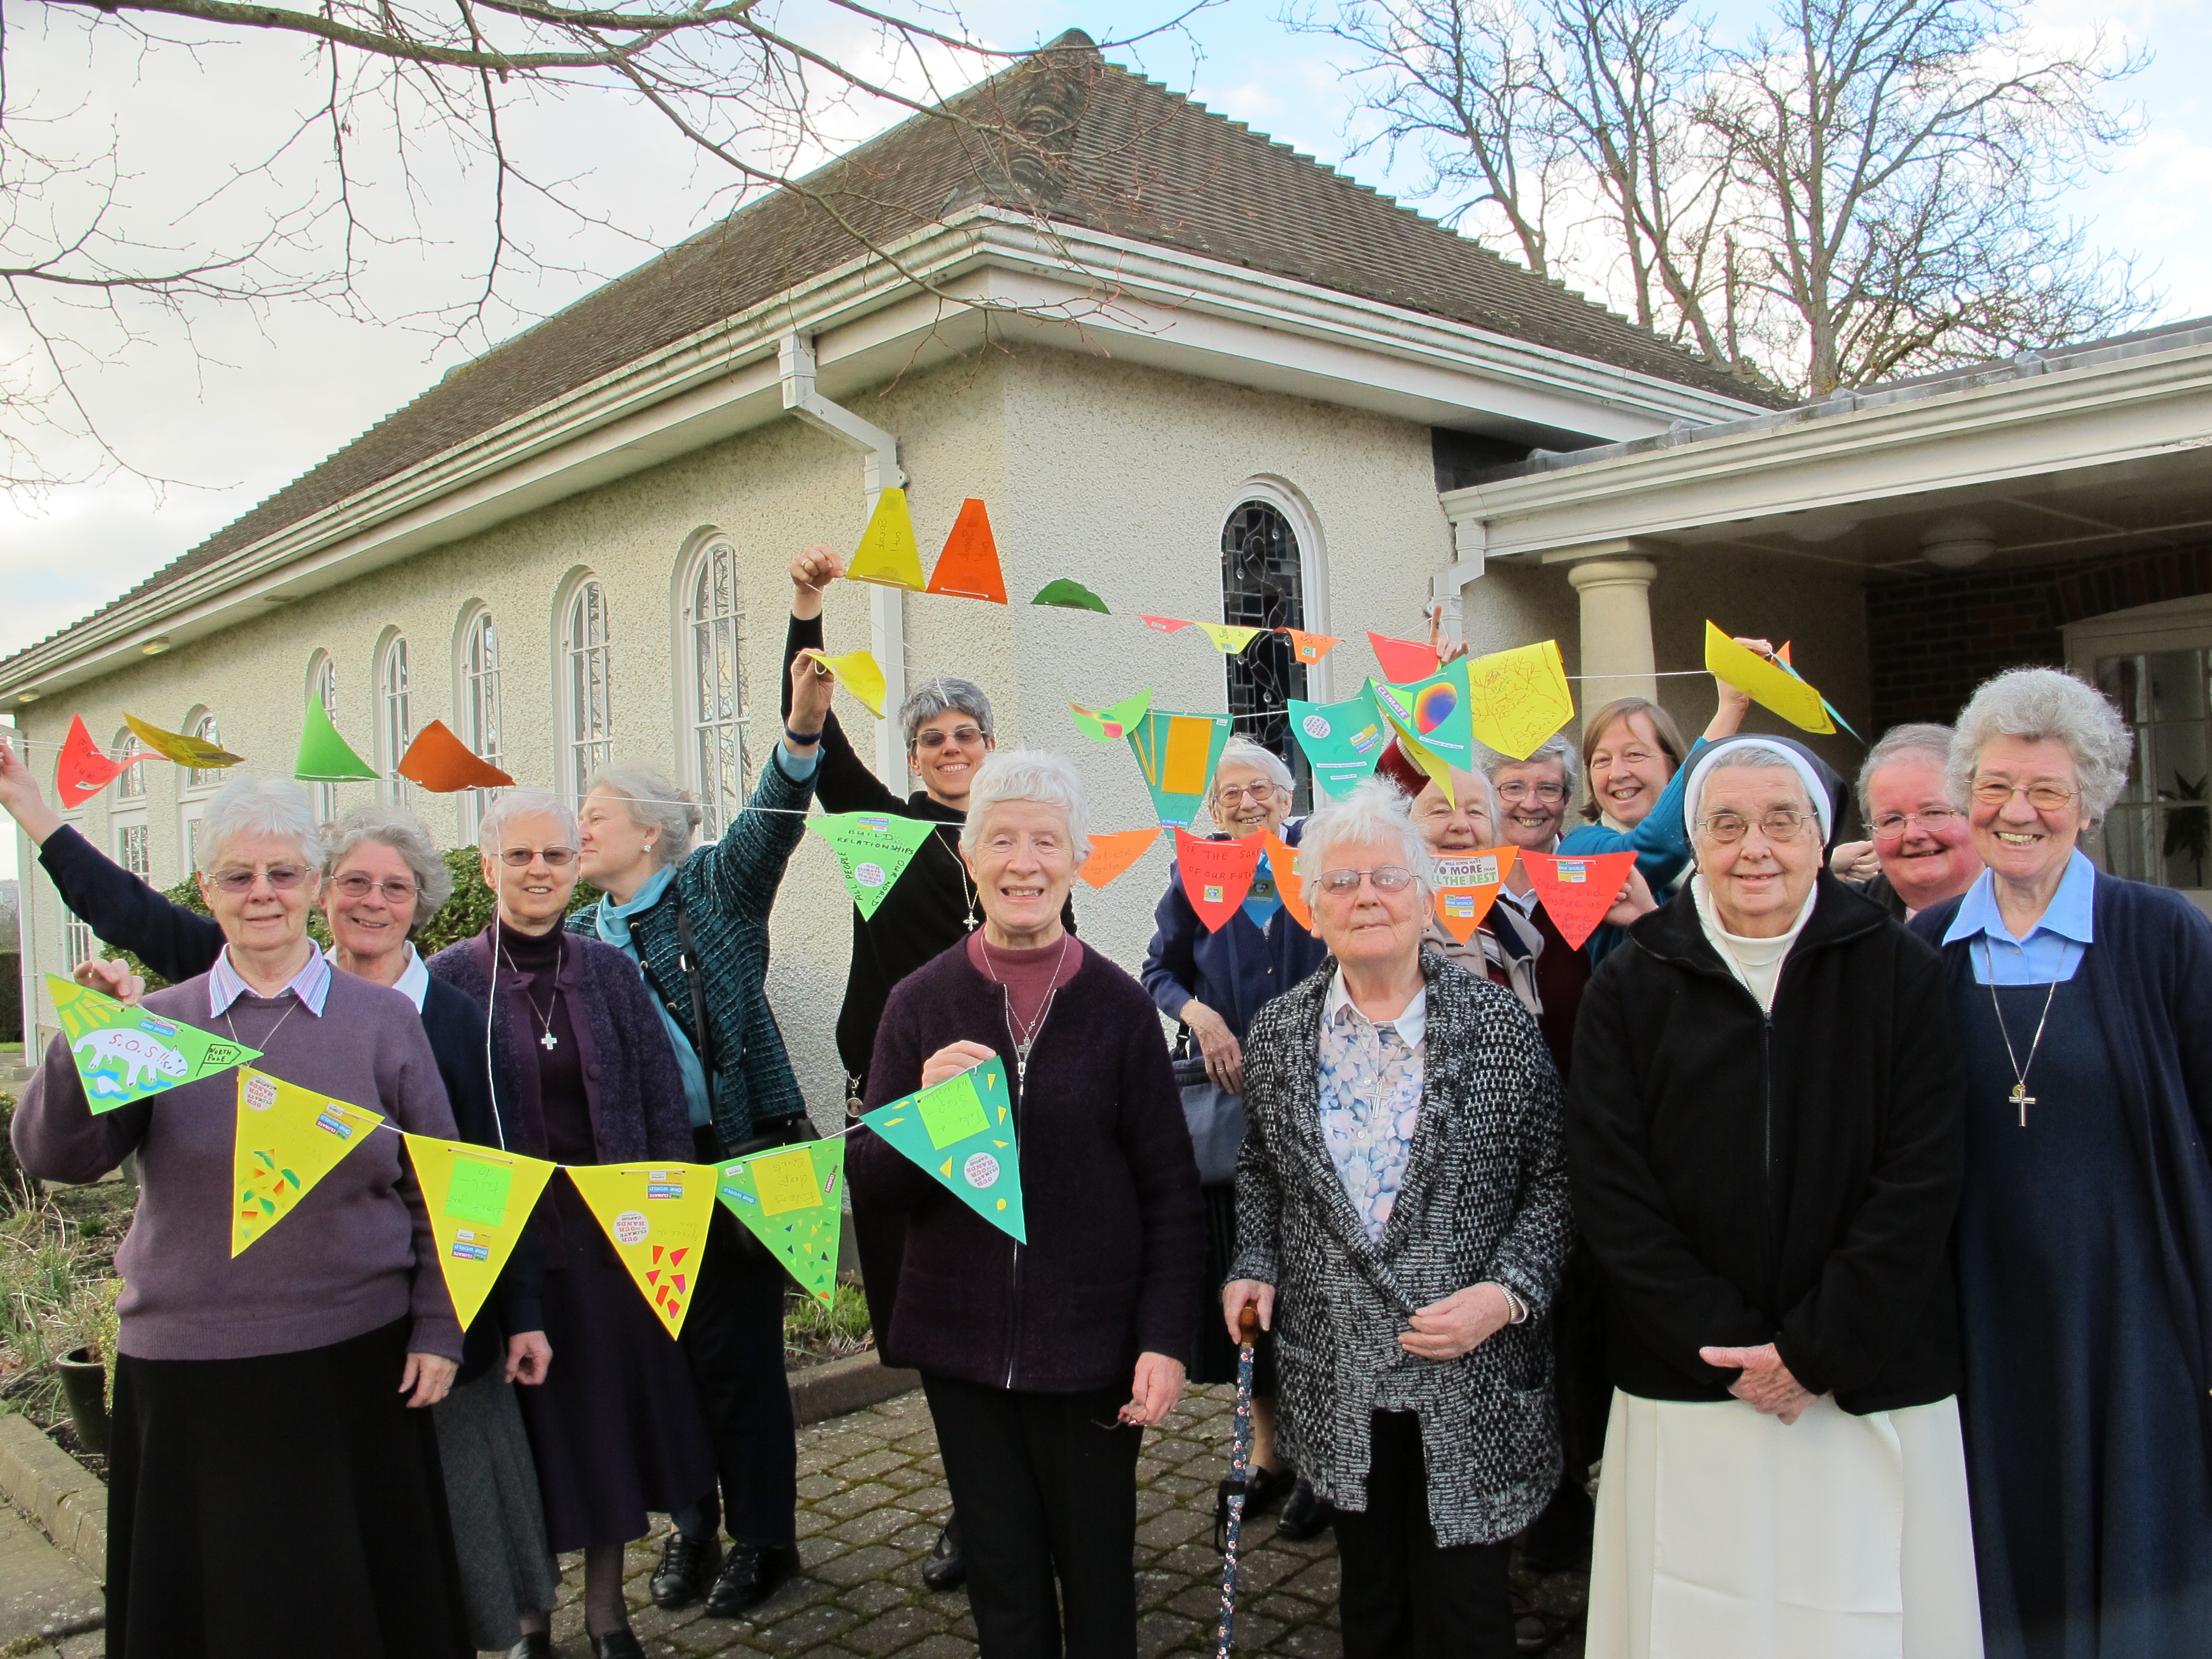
[1225,778,1571,1659]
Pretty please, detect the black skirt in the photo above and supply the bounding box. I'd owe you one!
[1188,1182,1276,1393]
[107,1316,470,1659]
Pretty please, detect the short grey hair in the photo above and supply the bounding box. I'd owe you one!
[196,776,323,874]
[1484,732,1581,802]
[901,676,995,752]
[959,750,1090,862]
[1298,777,1436,910]
[322,804,454,934]
[476,788,579,855]
[1213,737,1293,800]
[586,765,703,866]
[1856,723,1956,820]
[1949,668,2133,828]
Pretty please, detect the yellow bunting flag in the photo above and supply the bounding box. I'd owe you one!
[1465,640,1576,760]
[1384,714,1456,806]
[232,1068,384,1256]
[1704,623,1834,734]
[563,1162,719,1337]
[802,648,888,718]
[846,488,925,589]
[126,712,242,771]
[1193,622,1263,654]
[403,1136,559,1330]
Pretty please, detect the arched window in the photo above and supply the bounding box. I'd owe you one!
[457,605,503,839]
[186,710,226,791]
[378,633,412,805]
[306,652,339,820]
[1222,497,1313,803]
[112,728,146,802]
[683,538,748,837]
[110,725,150,879]
[179,706,223,871]
[561,577,614,799]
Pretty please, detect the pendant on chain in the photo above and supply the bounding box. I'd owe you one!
[2011,1081,2034,1127]
[540,1030,558,1051]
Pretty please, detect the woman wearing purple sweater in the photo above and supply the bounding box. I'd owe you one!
[851,751,1204,1659]
[12,777,471,1659]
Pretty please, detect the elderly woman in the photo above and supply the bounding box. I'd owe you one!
[1571,734,1980,1658]
[429,789,716,1659]
[1908,668,2212,1656]
[571,652,829,1618]
[1222,777,1571,1659]
[1139,736,1329,1531]
[1403,760,1547,1013]
[1828,723,1982,921]
[851,750,1202,1659]
[12,777,471,1658]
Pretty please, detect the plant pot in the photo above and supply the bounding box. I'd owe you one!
[55,1347,109,1457]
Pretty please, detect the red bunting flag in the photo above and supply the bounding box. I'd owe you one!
[1368,631,1441,684]
[1517,849,1640,951]
[1140,615,1191,634]
[1430,848,1520,942]
[1173,829,1262,933]
[55,715,135,808]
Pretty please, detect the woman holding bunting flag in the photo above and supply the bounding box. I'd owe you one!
[853,749,1204,1659]
[429,788,720,1659]
[12,776,472,1659]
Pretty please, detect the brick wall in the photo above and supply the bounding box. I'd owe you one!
[1867,541,2212,728]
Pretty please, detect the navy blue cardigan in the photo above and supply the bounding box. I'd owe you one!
[1140,821,1327,1044]
[1913,870,2212,1449]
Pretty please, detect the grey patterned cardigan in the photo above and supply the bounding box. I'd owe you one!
[1232,946,1572,1547]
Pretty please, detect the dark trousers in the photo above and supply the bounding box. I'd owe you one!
[922,1373,1142,1659]
[673,1207,798,1547]
[1333,1412,1515,1659]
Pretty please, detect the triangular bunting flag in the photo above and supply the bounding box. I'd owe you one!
[126,712,241,771]
[1125,710,1233,829]
[297,695,380,782]
[1077,827,1162,890]
[802,648,888,718]
[1705,623,1834,735]
[1430,848,1520,942]
[1242,847,1282,930]
[396,719,516,791]
[1070,689,1153,741]
[1194,623,1263,654]
[1032,578,1110,614]
[404,1136,558,1329]
[927,498,1008,603]
[807,813,937,919]
[563,1162,720,1336]
[1282,629,1340,665]
[1261,832,1313,933]
[1466,641,1575,760]
[716,1139,846,1307]
[232,1068,383,1255]
[1382,714,1456,806]
[1518,849,1640,951]
[1369,631,1441,683]
[1173,829,1262,933]
[1769,643,1862,739]
[55,716,136,808]
[1373,659,1476,771]
[860,1056,1025,1242]
[1139,615,1191,634]
[51,974,260,1114]
[1289,688,1388,799]
[846,488,926,590]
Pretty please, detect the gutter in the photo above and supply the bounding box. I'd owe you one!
[779,333,908,783]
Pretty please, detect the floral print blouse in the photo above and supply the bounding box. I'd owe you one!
[1316,973,1427,1240]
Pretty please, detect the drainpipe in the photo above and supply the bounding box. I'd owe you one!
[780,333,909,785]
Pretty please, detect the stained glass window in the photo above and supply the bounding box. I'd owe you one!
[1221,500,1311,806]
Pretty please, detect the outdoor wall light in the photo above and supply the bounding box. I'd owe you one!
[1920,518,1996,569]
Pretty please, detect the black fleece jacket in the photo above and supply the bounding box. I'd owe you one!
[1566,870,1966,1413]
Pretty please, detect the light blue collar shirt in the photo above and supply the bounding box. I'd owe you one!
[209,944,333,1016]
[1943,848,2098,984]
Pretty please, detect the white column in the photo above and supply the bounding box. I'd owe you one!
[1566,557,1659,720]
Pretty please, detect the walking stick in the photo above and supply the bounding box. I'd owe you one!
[1213,1302,1262,1658]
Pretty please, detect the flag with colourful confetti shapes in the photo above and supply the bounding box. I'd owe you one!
[231,1068,382,1256]
[715,1139,846,1307]
[859,1057,1025,1243]
[563,1162,720,1337]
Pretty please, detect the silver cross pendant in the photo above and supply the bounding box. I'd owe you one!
[540,1031,558,1051]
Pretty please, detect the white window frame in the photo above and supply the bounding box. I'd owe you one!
[558,573,614,801]
[455,602,504,842]
[113,817,151,881]
[178,706,222,872]
[1222,477,1332,702]
[377,629,413,806]
[112,727,146,803]
[679,534,750,839]
[306,652,340,821]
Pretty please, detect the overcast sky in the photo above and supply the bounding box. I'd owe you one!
[1,0,2207,669]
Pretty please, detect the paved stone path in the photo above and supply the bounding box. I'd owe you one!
[552,1383,1590,1659]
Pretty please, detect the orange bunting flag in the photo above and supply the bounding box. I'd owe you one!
[563,1162,720,1338]
[1368,632,1441,684]
[1261,831,1312,933]
[1430,848,1520,943]
[1173,829,1262,933]
[1282,629,1340,665]
[1139,615,1191,634]
[396,720,515,792]
[927,498,1008,603]
[1518,848,1639,951]
[1077,828,1162,890]
[55,715,137,808]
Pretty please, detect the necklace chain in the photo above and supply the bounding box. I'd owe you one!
[1981,937,2059,1128]
[979,931,1071,1081]
[501,946,561,1051]
[937,824,978,931]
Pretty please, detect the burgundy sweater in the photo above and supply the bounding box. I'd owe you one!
[13,970,462,1362]
[851,939,1204,1393]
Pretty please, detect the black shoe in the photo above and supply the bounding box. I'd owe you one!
[1275,1475,1333,1542]
[920,1517,965,1592]
[704,1541,801,1617]
[651,1526,723,1609]
[590,1632,646,1659]
[1246,1463,1298,1517]
[506,1637,551,1659]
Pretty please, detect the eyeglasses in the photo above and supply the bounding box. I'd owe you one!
[208,863,314,894]
[497,846,578,868]
[1495,780,1567,804]
[1319,866,1416,894]
[330,873,419,903]
[1697,810,1815,845]
[1871,808,1964,840]
[914,726,986,751]
[1214,783,1277,806]
[1970,778,2080,812]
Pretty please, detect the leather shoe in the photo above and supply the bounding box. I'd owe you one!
[1275,1475,1333,1542]
[1246,1463,1298,1517]
[920,1517,965,1592]
[506,1637,551,1659]
[704,1541,801,1617]
[590,1631,646,1659]
[651,1526,723,1609]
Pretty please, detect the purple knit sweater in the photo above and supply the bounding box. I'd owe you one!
[12,970,462,1362]
[850,940,1204,1393]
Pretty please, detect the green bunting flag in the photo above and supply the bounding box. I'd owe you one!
[716,1139,846,1306]
[1031,578,1111,614]
[296,695,380,782]
[806,813,938,920]
[860,1057,1025,1243]
[1372,657,1477,771]
[50,974,260,1114]
[1287,685,1389,799]
[1070,688,1154,742]
[1125,709,1232,829]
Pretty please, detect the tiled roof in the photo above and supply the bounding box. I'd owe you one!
[36,32,1780,656]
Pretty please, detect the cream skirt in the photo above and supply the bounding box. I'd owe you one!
[1586,1390,1983,1659]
